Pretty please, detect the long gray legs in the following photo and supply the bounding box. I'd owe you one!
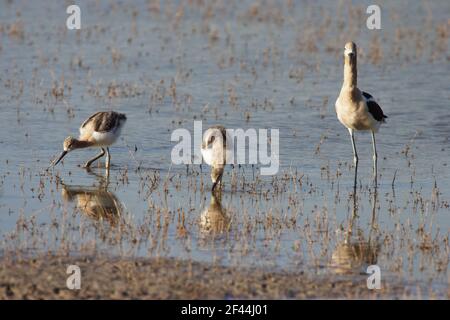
[84,148,106,168]
[105,147,111,169]
[84,147,110,183]
[348,128,359,189]
[348,128,358,166]
[371,131,378,184]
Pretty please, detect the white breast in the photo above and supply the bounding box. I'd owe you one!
[92,125,124,146]
[201,147,215,166]
[201,142,234,167]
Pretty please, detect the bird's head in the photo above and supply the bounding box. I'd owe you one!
[63,136,77,152]
[49,136,78,168]
[201,128,224,149]
[344,42,357,59]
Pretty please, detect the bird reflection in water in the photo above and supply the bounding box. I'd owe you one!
[199,192,231,237]
[60,169,122,226]
[331,184,380,275]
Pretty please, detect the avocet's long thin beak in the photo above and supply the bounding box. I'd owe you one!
[50,150,68,168]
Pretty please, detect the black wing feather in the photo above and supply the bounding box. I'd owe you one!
[81,111,103,128]
[82,111,126,132]
[367,100,387,122]
[362,91,373,100]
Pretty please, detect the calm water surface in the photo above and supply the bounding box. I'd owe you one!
[0,0,449,296]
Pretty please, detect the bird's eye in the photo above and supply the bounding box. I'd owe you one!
[209,136,215,144]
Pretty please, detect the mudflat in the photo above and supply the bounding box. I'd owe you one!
[0,255,443,299]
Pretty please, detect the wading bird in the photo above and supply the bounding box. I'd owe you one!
[335,42,387,183]
[50,111,126,170]
[201,125,233,192]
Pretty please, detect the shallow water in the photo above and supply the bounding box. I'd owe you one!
[0,0,449,297]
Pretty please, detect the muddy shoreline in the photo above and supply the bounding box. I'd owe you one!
[0,255,445,299]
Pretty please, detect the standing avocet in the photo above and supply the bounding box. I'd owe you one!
[335,42,387,181]
[50,111,126,169]
[201,125,233,191]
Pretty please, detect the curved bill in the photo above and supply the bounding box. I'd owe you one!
[50,150,68,168]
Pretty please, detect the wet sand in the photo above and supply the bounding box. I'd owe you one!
[0,255,444,300]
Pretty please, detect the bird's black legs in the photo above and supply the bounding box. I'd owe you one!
[371,131,378,185]
[84,148,106,168]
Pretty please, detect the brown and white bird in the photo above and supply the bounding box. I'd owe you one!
[201,125,233,191]
[50,111,126,169]
[335,42,387,179]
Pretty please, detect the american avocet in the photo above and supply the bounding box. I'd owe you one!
[201,125,233,191]
[50,111,126,169]
[336,42,387,181]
